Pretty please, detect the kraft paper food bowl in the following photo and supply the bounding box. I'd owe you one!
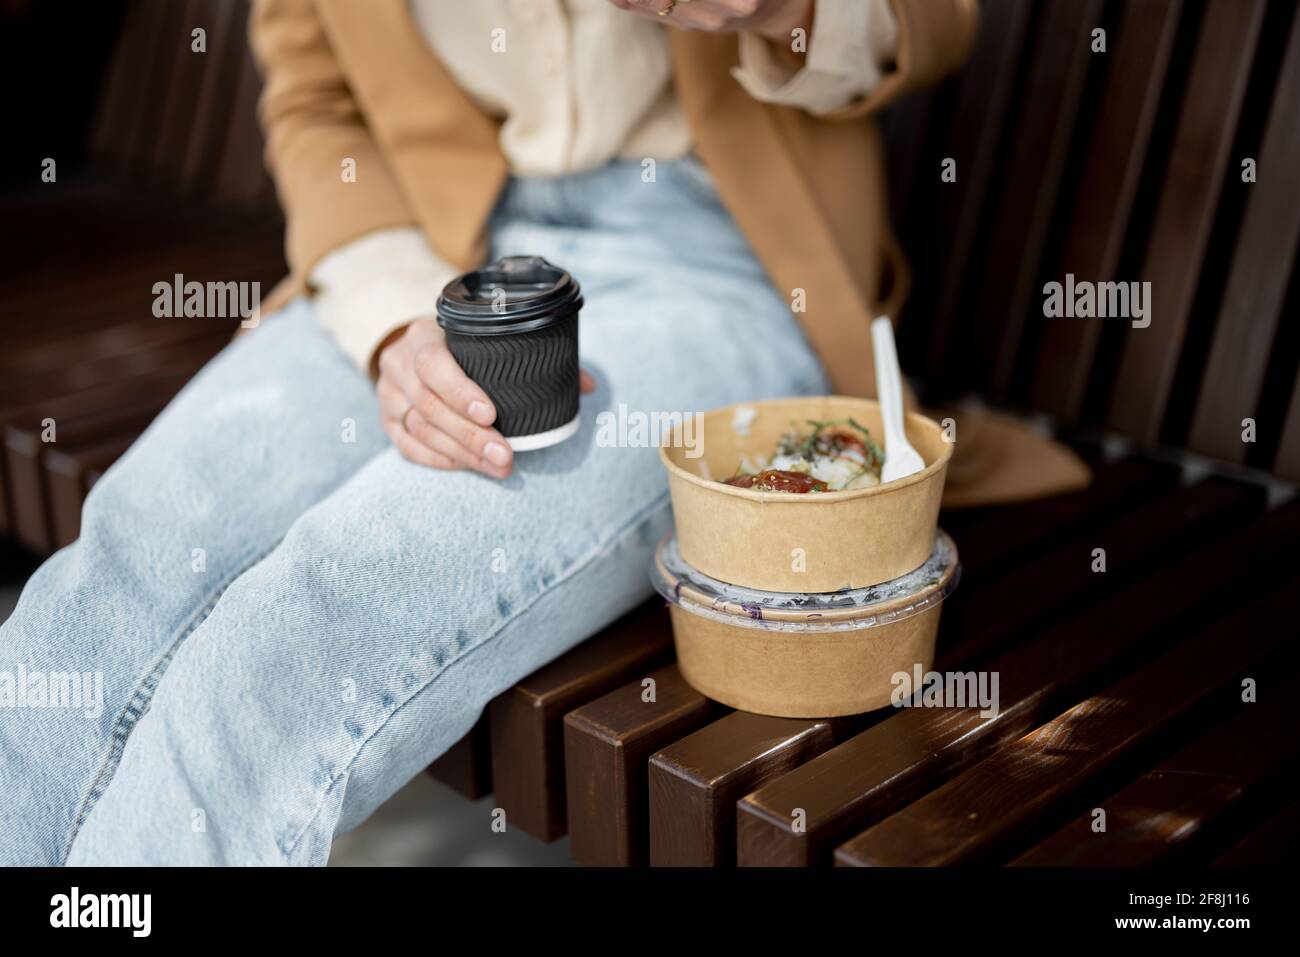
[659,396,951,593]
[652,530,960,718]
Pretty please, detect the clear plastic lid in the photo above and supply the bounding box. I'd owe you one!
[651,530,960,634]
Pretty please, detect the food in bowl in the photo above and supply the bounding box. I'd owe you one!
[658,396,952,592]
[723,418,884,493]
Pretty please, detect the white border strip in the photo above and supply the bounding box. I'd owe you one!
[506,415,580,452]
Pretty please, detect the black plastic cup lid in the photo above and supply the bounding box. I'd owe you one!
[436,256,583,336]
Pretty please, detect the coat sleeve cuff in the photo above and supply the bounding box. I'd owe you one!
[730,0,899,115]
[309,227,461,377]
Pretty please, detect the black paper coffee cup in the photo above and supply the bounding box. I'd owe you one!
[436,256,583,451]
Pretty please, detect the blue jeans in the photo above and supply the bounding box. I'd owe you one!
[0,158,829,865]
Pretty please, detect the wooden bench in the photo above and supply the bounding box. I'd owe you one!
[0,0,282,552]
[2,0,1298,866]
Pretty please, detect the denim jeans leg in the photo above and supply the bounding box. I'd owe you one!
[0,302,385,865]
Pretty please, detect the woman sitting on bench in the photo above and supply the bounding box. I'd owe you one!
[0,0,1079,865]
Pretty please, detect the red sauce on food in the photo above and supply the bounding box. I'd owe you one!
[724,469,827,493]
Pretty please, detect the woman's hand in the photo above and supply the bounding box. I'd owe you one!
[608,0,812,42]
[377,319,593,477]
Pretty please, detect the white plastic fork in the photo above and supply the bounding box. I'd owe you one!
[871,316,925,484]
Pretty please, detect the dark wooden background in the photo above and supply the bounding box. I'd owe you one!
[885,0,1300,481]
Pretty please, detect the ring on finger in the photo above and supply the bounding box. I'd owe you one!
[657,0,677,16]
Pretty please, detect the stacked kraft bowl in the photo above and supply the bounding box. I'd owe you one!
[655,397,960,718]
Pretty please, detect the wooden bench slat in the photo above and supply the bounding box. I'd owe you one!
[921,0,1036,384]
[1029,0,1183,420]
[180,0,251,196]
[45,434,141,550]
[831,579,1299,866]
[944,456,1177,579]
[944,476,1261,665]
[2,231,286,334]
[1215,797,1300,866]
[88,0,147,168]
[0,215,284,542]
[564,664,723,866]
[0,327,232,412]
[120,0,190,181]
[648,712,844,867]
[881,90,936,233]
[0,251,279,545]
[0,187,190,272]
[977,0,1105,399]
[1,313,239,378]
[937,439,1105,541]
[1011,671,1300,866]
[4,205,283,269]
[1187,6,1300,463]
[212,37,275,206]
[736,499,1300,866]
[488,603,673,842]
[426,712,493,801]
[0,362,210,545]
[1276,383,1300,482]
[1106,0,1267,443]
[149,0,209,183]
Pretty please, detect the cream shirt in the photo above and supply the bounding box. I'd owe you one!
[311,0,899,372]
